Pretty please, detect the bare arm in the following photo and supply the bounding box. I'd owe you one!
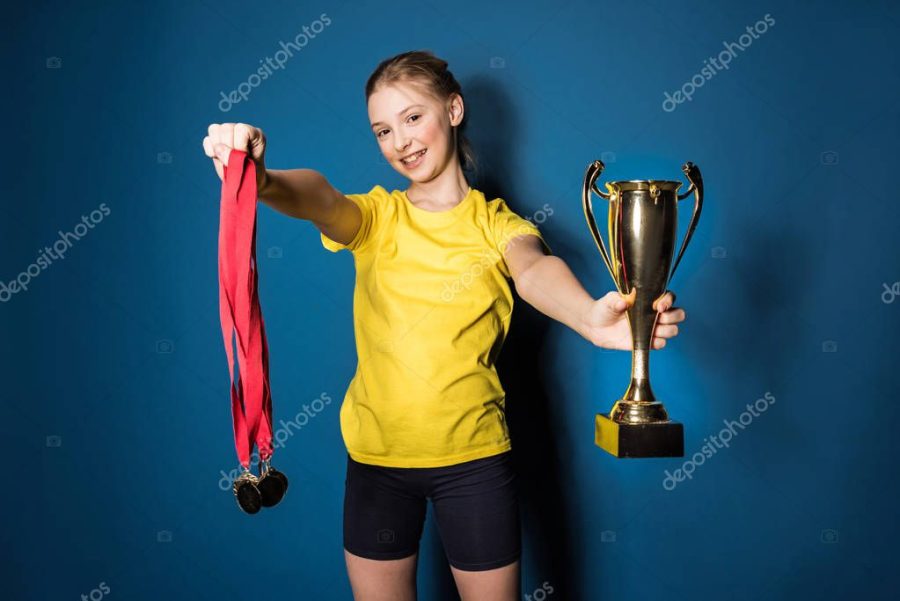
[505,234,593,339]
[506,234,685,350]
[259,168,362,247]
[202,123,362,247]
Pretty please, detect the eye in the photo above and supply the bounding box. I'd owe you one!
[407,114,420,123]
[375,129,388,139]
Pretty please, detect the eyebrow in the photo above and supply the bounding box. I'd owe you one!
[371,104,426,129]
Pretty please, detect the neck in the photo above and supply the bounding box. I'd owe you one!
[405,159,470,209]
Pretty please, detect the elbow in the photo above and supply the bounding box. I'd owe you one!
[511,262,538,303]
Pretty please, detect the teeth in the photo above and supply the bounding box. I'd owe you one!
[402,149,426,163]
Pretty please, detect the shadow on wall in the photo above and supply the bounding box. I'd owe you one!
[476,75,580,600]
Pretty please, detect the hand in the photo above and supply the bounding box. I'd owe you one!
[202,122,269,192]
[581,290,686,350]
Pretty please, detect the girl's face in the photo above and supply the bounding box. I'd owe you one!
[368,80,463,182]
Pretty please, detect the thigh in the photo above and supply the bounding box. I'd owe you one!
[344,549,418,601]
[343,454,427,562]
[429,452,521,573]
[450,559,519,601]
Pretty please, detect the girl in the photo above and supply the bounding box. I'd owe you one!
[203,50,685,601]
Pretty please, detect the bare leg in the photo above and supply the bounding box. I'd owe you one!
[344,549,418,601]
[450,559,519,601]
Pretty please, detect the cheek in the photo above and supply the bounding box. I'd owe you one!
[420,120,446,143]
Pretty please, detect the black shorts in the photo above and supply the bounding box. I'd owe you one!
[343,450,521,571]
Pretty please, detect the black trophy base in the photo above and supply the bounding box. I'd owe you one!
[595,413,684,458]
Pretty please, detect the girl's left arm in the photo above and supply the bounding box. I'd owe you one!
[504,235,684,350]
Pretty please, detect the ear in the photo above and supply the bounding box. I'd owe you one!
[448,93,464,127]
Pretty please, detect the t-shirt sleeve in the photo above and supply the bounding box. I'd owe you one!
[491,199,552,258]
[320,185,384,253]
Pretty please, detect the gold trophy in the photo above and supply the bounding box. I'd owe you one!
[582,159,703,458]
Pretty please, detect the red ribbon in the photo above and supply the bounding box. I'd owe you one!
[218,149,273,469]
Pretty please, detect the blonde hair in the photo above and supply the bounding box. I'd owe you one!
[366,50,478,179]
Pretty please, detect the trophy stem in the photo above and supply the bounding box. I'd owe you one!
[609,346,670,423]
[625,348,657,404]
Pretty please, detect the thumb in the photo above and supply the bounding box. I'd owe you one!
[213,143,232,166]
[601,290,630,316]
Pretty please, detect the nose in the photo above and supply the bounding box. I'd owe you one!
[393,134,411,154]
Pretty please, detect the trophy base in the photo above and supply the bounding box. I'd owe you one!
[595,413,684,458]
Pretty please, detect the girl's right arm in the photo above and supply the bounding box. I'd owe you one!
[258,169,362,247]
[203,122,362,247]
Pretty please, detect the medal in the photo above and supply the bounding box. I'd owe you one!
[257,458,289,507]
[219,148,288,513]
[233,469,263,514]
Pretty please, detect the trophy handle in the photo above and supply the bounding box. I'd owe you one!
[669,161,704,282]
[582,160,615,281]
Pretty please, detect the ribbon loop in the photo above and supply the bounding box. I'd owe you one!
[218,149,274,470]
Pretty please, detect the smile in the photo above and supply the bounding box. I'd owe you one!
[400,148,427,166]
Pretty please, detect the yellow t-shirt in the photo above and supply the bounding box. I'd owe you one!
[321,184,550,467]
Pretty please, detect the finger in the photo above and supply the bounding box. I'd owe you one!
[653,324,679,338]
[219,122,236,149]
[602,290,628,314]
[657,307,686,324]
[233,123,255,153]
[249,127,267,164]
[202,135,215,158]
[213,143,231,167]
[616,288,636,309]
[654,290,677,312]
[652,337,667,350]
[655,291,674,312]
[203,133,225,180]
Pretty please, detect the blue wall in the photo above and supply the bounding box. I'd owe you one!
[5,0,899,599]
